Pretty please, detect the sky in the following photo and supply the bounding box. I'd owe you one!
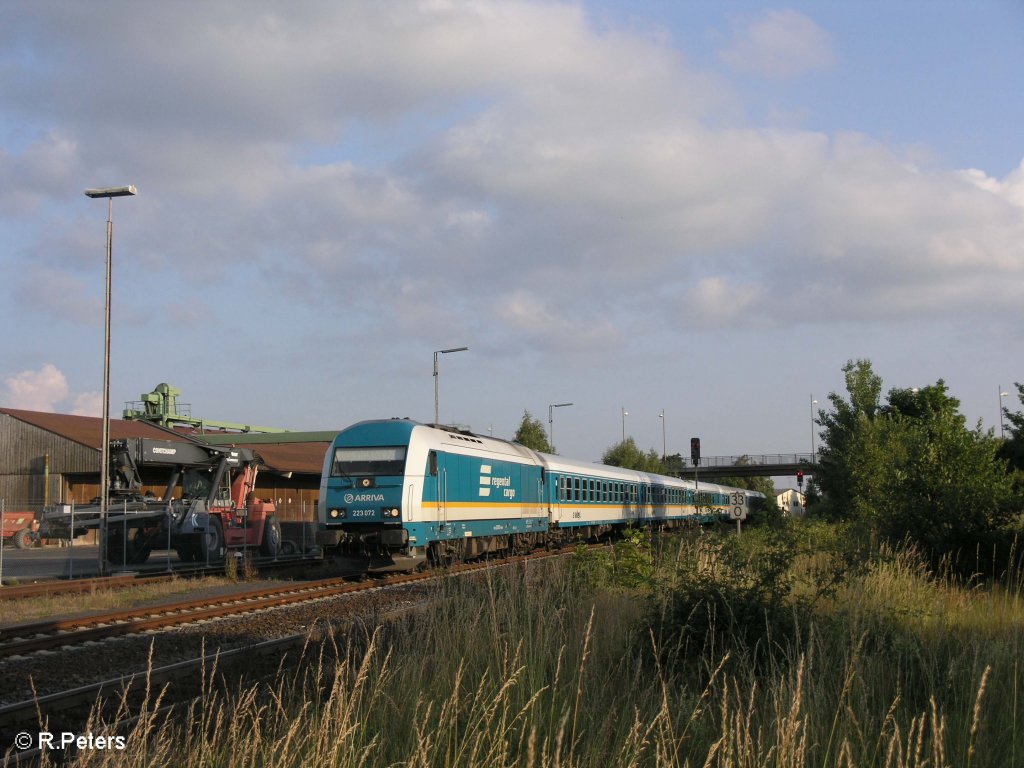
[1,1,1023,471]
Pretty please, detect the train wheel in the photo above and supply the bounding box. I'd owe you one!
[429,540,462,568]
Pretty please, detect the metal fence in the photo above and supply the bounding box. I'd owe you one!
[692,453,817,468]
[0,497,321,586]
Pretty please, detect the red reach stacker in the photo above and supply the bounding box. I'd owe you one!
[41,438,281,566]
[1,511,39,549]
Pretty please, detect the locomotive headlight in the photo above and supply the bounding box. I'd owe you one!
[383,507,400,518]
[329,508,347,519]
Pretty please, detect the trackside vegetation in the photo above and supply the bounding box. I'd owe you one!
[813,360,1023,574]
[19,524,1024,768]
[9,360,1023,767]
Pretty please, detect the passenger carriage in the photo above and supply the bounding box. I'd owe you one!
[319,419,762,572]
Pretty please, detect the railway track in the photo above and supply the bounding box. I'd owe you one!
[0,628,332,764]
[0,546,568,660]
[0,552,321,601]
[0,575,375,659]
[0,573,153,601]
[0,546,577,759]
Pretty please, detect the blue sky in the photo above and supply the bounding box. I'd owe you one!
[1,1,1022,471]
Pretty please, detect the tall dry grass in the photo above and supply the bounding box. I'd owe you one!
[8,528,1022,767]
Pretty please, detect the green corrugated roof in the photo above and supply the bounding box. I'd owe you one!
[197,431,341,445]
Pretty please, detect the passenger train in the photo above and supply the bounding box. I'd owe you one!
[318,419,763,572]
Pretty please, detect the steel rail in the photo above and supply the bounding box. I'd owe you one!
[0,546,572,659]
[0,546,580,759]
[0,552,321,601]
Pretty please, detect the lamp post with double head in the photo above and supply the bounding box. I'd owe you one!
[1000,386,1010,438]
[433,346,468,426]
[659,409,666,460]
[84,185,137,574]
[548,402,573,452]
[810,396,818,461]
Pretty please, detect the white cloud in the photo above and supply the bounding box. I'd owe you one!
[496,290,623,352]
[688,277,763,327]
[1,364,102,415]
[0,131,81,215]
[719,9,835,79]
[2,363,69,411]
[959,160,1024,209]
[70,391,101,417]
[0,1,1020,362]
[14,267,101,325]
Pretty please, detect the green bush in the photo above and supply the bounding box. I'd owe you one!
[643,529,805,670]
[569,528,655,591]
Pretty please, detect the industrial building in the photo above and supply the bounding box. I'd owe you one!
[0,406,335,523]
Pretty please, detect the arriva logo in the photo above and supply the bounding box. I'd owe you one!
[352,493,385,502]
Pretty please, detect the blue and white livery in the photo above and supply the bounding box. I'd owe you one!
[318,419,762,572]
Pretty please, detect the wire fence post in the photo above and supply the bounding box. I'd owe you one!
[0,498,5,587]
[69,500,75,580]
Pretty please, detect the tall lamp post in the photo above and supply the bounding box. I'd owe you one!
[621,407,629,442]
[999,385,1009,438]
[810,395,818,460]
[84,185,137,575]
[433,346,468,426]
[658,409,666,459]
[548,402,573,452]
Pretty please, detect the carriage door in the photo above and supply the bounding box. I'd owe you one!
[550,474,563,525]
[425,450,448,533]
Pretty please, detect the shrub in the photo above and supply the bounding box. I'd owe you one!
[643,529,805,671]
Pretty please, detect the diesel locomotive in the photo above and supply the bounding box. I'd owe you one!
[318,419,762,572]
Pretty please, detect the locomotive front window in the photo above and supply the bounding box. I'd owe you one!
[331,446,407,477]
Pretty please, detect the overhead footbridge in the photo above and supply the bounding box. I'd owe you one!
[675,454,818,480]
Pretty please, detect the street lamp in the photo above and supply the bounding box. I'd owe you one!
[621,407,629,442]
[810,396,818,460]
[548,402,573,452]
[84,185,137,574]
[1000,385,1010,438]
[658,409,666,459]
[433,346,468,426]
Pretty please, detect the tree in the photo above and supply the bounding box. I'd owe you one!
[814,359,883,519]
[602,438,665,473]
[999,382,1024,472]
[663,453,686,476]
[883,380,963,424]
[814,359,1019,570]
[512,410,553,453]
[714,474,777,500]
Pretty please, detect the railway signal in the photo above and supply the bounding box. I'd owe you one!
[690,437,701,467]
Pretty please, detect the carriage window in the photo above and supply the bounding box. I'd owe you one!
[574,477,581,502]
